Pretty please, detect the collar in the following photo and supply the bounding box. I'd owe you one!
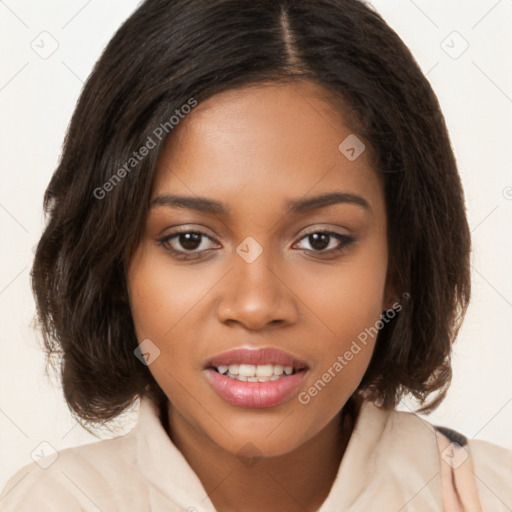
[134,396,442,511]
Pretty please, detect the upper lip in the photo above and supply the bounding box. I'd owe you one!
[206,348,308,370]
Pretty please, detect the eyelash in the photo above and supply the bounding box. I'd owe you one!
[157,229,355,261]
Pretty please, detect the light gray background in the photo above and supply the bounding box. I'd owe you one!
[1,0,511,491]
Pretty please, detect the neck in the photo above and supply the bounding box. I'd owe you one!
[163,400,358,512]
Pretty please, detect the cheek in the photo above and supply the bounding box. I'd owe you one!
[294,238,388,408]
[296,275,384,433]
[127,248,213,340]
[299,242,388,344]
[127,252,205,400]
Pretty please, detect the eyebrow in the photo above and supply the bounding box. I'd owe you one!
[149,192,370,215]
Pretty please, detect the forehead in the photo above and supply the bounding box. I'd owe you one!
[151,80,383,219]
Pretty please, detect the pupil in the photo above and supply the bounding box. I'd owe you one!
[180,233,201,250]
[310,233,329,250]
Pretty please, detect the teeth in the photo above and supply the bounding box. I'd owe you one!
[273,364,284,375]
[214,363,300,381]
[256,364,274,377]
[239,364,256,377]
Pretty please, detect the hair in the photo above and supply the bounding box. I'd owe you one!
[31,0,471,430]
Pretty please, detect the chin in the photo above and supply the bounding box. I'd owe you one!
[201,413,317,459]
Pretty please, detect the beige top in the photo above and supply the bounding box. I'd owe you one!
[1,397,511,511]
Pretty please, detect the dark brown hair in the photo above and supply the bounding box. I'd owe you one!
[31,0,471,429]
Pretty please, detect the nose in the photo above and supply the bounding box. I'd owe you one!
[216,249,299,331]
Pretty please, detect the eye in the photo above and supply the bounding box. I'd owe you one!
[157,228,355,261]
[294,230,355,254]
[157,230,220,260]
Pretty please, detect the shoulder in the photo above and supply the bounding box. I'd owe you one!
[466,437,512,510]
[0,430,149,512]
[429,418,512,511]
[358,402,511,510]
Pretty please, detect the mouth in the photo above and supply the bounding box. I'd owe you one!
[206,347,308,379]
[204,348,309,408]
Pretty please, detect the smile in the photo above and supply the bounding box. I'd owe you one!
[205,348,308,408]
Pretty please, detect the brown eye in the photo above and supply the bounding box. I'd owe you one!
[177,232,203,251]
[293,230,355,256]
[157,230,220,260]
[307,233,330,251]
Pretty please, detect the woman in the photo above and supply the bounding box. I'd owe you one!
[1,0,510,510]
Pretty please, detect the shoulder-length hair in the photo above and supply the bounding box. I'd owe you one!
[32,0,471,428]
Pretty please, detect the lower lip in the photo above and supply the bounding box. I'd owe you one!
[206,369,307,408]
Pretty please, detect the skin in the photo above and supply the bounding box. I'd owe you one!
[127,79,395,512]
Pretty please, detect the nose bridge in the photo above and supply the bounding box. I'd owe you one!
[216,236,297,329]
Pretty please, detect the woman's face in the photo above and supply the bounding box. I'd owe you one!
[127,80,392,457]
